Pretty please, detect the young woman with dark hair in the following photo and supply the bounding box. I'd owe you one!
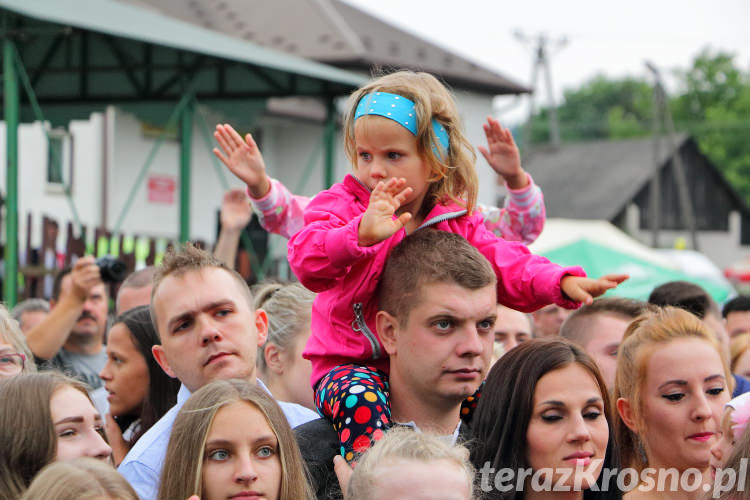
[471,338,621,500]
[99,305,180,464]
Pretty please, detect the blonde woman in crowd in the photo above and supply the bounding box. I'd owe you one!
[342,426,475,500]
[158,379,313,500]
[0,304,36,380]
[0,372,111,498]
[20,457,138,500]
[710,410,750,500]
[731,333,750,379]
[254,282,316,410]
[615,307,732,499]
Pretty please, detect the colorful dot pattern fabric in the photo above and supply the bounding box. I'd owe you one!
[314,363,391,464]
[459,380,484,424]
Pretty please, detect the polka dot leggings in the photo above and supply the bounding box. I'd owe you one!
[315,364,484,464]
[314,364,391,463]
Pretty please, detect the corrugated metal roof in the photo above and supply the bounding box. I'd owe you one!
[0,0,366,88]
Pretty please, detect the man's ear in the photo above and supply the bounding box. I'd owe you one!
[264,343,284,375]
[376,310,399,356]
[255,309,269,347]
[616,397,638,433]
[152,345,177,378]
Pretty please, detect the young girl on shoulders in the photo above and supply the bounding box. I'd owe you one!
[217,70,625,463]
[214,117,545,245]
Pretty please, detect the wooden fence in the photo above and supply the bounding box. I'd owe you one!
[5,213,286,301]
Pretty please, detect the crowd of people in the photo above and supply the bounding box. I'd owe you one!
[2,69,750,500]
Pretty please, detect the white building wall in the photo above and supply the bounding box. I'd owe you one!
[624,203,748,269]
[107,106,245,244]
[454,91,503,208]
[1,90,502,265]
[0,116,102,250]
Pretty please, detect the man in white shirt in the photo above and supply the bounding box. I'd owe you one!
[118,243,317,500]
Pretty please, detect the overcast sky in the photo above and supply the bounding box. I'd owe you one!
[344,0,750,124]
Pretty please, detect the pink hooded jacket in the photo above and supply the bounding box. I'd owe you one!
[288,174,585,386]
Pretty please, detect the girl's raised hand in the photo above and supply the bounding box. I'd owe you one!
[213,123,271,198]
[560,273,629,305]
[478,117,528,190]
[358,178,413,247]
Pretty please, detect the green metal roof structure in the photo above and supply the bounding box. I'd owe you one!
[1,0,366,304]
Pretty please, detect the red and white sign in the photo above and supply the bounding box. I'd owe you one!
[148,175,176,204]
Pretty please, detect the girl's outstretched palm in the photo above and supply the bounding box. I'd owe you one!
[478,117,527,189]
[213,123,271,198]
[358,178,413,247]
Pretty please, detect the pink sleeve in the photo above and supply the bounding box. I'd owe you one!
[287,192,384,293]
[477,173,546,245]
[247,179,310,239]
[465,215,584,312]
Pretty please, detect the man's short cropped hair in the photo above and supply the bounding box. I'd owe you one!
[648,280,719,319]
[378,229,496,324]
[723,295,750,318]
[11,298,50,324]
[560,297,650,347]
[119,266,156,291]
[151,243,253,329]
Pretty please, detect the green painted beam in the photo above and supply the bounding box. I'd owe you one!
[179,97,194,243]
[323,97,337,188]
[4,37,19,306]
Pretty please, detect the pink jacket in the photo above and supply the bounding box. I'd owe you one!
[288,174,585,386]
[249,173,546,244]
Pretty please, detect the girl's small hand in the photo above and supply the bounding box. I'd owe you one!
[478,117,527,190]
[560,274,629,305]
[104,413,130,467]
[358,178,413,247]
[213,123,271,198]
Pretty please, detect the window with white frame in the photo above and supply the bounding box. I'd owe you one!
[46,129,72,193]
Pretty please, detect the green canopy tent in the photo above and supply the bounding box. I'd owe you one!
[529,218,736,303]
[538,238,735,303]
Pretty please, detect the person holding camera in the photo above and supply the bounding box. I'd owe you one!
[26,256,111,390]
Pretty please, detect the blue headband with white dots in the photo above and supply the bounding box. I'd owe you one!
[354,91,450,157]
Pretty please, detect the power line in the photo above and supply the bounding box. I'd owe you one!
[514,30,567,150]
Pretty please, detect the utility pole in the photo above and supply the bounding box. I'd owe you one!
[514,31,567,151]
[646,61,699,251]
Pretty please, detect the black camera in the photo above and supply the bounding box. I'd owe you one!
[96,256,128,283]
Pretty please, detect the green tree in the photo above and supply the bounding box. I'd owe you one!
[672,49,750,204]
[530,75,652,143]
[528,48,750,202]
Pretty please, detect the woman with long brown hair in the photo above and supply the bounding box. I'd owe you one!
[158,379,313,500]
[0,372,111,498]
[99,305,180,464]
[471,338,621,500]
